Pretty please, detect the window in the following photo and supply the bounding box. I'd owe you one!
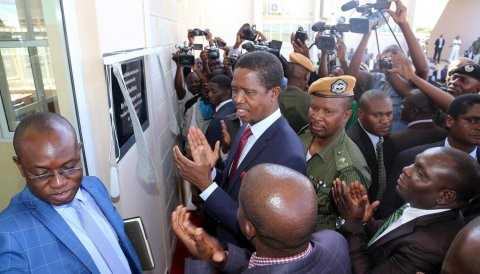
[0,0,59,134]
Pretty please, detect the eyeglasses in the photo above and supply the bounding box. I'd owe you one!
[26,164,83,184]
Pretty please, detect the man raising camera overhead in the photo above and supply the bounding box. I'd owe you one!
[349,0,429,132]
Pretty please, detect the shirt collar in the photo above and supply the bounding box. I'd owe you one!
[407,119,433,128]
[215,99,233,112]
[52,187,85,209]
[248,242,313,269]
[444,138,478,159]
[358,120,380,146]
[402,203,451,217]
[248,109,281,140]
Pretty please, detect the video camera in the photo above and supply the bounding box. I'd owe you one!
[188,28,209,37]
[241,40,283,57]
[294,26,308,43]
[172,44,195,67]
[341,0,392,34]
[206,46,220,60]
[311,21,350,51]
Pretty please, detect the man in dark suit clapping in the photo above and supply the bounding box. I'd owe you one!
[333,147,480,274]
[173,51,306,248]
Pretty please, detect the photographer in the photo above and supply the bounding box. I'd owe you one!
[228,23,267,61]
[349,0,429,132]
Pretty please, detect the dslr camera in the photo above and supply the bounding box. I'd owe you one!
[311,21,350,51]
[240,24,257,41]
[172,44,195,67]
[378,56,393,70]
[294,26,308,43]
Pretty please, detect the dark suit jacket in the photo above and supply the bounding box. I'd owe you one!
[435,38,445,48]
[347,121,396,202]
[380,140,480,219]
[184,230,352,274]
[341,209,465,274]
[390,121,447,153]
[205,100,240,149]
[204,116,307,247]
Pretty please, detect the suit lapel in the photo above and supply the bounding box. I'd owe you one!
[227,118,282,187]
[357,124,377,165]
[370,210,459,249]
[20,187,99,273]
[236,119,280,172]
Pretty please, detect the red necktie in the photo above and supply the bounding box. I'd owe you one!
[229,127,252,178]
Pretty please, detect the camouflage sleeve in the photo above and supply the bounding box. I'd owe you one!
[337,166,371,189]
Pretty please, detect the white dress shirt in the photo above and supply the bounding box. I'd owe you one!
[371,203,450,245]
[444,138,477,160]
[200,109,282,200]
[54,189,131,274]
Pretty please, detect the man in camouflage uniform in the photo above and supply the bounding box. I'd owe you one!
[298,75,371,230]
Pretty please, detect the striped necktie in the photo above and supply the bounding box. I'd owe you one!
[376,137,386,200]
[368,204,408,247]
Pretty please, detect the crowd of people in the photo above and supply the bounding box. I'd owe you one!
[171,0,480,273]
[1,0,480,273]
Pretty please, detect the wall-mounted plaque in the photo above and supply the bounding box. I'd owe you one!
[107,57,149,159]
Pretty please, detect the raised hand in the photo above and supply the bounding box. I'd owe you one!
[332,178,365,221]
[171,205,226,263]
[389,55,416,81]
[336,38,347,60]
[188,127,220,169]
[332,179,380,223]
[173,144,211,190]
[220,120,231,153]
[349,181,380,223]
[387,0,408,26]
[291,33,310,58]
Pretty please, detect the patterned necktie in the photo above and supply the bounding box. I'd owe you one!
[229,127,252,178]
[376,137,386,200]
[368,204,408,247]
[72,199,130,273]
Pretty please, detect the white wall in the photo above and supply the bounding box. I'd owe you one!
[65,0,182,273]
[176,0,255,46]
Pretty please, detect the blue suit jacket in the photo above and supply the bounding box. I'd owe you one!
[205,116,307,247]
[0,176,142,274]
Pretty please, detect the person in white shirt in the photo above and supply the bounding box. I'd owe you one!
[449,36,462,62]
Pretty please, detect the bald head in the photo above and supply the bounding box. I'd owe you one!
[238,164,317,250]
[13,112,77,159]
[442,217,480,274]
